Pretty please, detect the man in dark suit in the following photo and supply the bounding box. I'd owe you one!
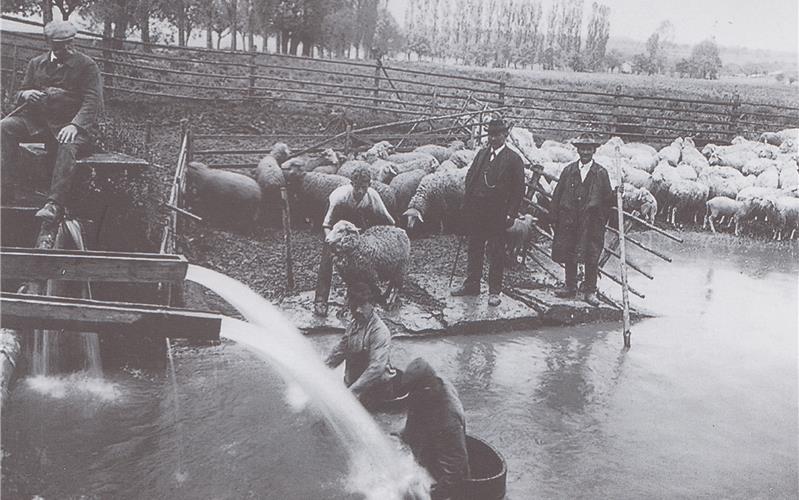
[451,118,525,306]
[1,20,103,222]
[549,133,614,306]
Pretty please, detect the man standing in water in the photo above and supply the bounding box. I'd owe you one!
[398,357,470,500]
[450,117,525,307]
[325,282,397,407]
[314,165,395,316]
[0,20,103,222]
[549,132,614,306]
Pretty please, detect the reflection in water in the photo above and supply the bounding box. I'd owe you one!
[454,341,496,392]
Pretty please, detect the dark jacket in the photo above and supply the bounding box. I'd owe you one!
[16,50,103,136]
[462,145,525,238]
[550,160,614,264]
[400,358,469,500]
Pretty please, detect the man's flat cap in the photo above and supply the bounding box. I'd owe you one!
[44,20,77,42]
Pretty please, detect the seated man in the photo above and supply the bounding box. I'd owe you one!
[1,20,103,222]
[324,282,397,407]
[315,165,394,316]
[399,358,470,500]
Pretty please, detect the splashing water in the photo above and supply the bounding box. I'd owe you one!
[186,265,431,500]
[26,373,120,401]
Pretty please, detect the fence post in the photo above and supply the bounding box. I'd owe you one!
[102,35,114,99]
[144,122,153,163]
[373,57,381,106]
[611,84,622,137]
[280,187,295,292]
[248,52,257,99]
[497,73,506,107]
[8,43,19,101]
[344,122,352,156]
[728,91,741,141]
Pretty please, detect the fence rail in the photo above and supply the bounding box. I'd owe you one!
[2,14,798,146]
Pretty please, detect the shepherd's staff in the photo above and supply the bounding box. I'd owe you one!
[614,144,633,349]
[1,102,28,119]
[448,236,464,289]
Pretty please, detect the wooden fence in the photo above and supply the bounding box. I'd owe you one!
[2,14,798,148]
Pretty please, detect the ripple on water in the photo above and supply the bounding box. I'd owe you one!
[25,374,121,401]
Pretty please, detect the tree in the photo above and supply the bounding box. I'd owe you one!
[583,2,609,71]
[688,38,721,79]
[604,48,622,72]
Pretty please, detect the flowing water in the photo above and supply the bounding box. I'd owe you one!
[3,232,796,499]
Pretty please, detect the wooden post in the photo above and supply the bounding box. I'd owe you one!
[614,145,632,348]
[611,84,622,137]
[144,123,153,163]
[280,187,295,292]
[728,91,741,141]
[373,57,381,107]
[102,35,114,99]
[344,122,352,156]
[248,52,257,99]
[497,73,506,107]
[8,42,19,100]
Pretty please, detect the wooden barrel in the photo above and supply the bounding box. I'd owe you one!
[463,434,506,500]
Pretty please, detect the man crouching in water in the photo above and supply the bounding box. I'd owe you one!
[325,282,397,408]
[398,358,469,500]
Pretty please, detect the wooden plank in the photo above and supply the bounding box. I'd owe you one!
[20,144,148,169]
[0,247,188,283]
[0,293,220,340]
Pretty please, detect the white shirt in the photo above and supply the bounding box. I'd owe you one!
[489,144,506,162]
[578,160,593,182]
[323,184,395,229]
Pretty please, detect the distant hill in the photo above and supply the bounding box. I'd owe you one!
[607,36,797,72]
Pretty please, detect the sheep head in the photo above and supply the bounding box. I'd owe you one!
[325,220,360,247]
[270,142,291,164]
[402,208,424,229]
[321,148,340,166]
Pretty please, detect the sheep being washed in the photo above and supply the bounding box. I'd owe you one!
[325,220,411,308]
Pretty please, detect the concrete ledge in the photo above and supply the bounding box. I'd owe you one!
[280,272,632,336]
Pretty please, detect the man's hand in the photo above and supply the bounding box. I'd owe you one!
[57,124,78,144]
[21,90,46,104]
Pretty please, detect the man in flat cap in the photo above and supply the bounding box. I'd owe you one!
[549,132,614,306]
[1,19,103,222]
[451,117,525,307]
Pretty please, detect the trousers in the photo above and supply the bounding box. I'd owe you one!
[463,233,506,295]
[1,115,91,205]
[564,258,598,292]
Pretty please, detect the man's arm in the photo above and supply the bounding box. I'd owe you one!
[348,318,390,397]
[430,422,469,500]
[70,58,103,132]
[324,334,348,369]
[505,155,526,225]
[16,59,44,104]
[322,188,345,235]
[370,189,395,225]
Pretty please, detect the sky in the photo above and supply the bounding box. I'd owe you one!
[388,0,799,53]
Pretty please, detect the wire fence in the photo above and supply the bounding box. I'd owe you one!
[2,14,798,148]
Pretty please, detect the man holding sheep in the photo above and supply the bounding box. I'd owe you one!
[451,117,525,307]
[549,133,614,306]
[315,165,395,316]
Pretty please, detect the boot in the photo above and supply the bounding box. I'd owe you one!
[451,282,480,297]
[35,200,64,223]
[488,294,501,306]
[583,290,601,307]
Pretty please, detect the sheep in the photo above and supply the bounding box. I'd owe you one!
[540,140,578,163]
[542,161,566,182]
[773,196,799,240]
[658,138,683,166]
[312,165,338,175]
[667,178,708,225]
[742,158,777,176]
[596,137,657,171]
[779,165,799,191]
[505,214,537,265]
[388,154,440,175]
[324,220,411,307]
[253,151,288,225]
[371,181,397,216]
[709,166,744,180]
[296,172,350,226]
[650,161,681,218]
[622,165,653,191]
[414,144,454,164]
[704,197,745,234]
[389,169,428,214]
[186,161,262,231]
[449,149,477,168]
[436,159,460,172]
[357,141,393,163]
[387,151,436,164]
[281,148,340,174]
[700,171,739,200]
[403,168,467,234]
[780,139,798,155]
[755,167,780,189]
[736,187,781,233]
[338,159,397,183]
[675,162,699,181]
[681,138,710,171]
[508,127,552,167]
[709,149,758,170]
[622,184,658,223]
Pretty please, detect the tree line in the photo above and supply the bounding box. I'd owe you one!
[2,0,723,79]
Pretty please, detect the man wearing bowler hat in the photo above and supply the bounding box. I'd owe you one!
[451,116,525,306]
[549,132,614,306]
[1,19,103,222]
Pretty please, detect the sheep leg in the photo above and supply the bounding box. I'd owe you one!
[790,228,796,240]
[718,215,726,226]
[734,219,740,237]
[708,216,717,233]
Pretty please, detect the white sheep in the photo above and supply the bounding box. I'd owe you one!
[282,148,340,174]
[357,141,394,163]
[622,184,657,223]
[413,144,458,164]
[389,154,440,175]
[667,178,708,225]
[449,149,477,169]
[325,220,411,307]
[650,161,681,218]
[658,138,683,166]
[681,138,710,171]
[338,159,397,184]
[296,172,350,226]
[370,181,397,216]
[675,162,699,181]
[779,165,799,191]
[755,167,780,189]
[742,158,777,176]
[541,140,578,163]
[704,196,745,234]
[505,214,537,264]
[403,168,467,234]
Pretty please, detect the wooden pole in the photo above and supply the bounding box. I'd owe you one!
[280,187,295,292]
[614,145,632,348]
[373,57,381,106]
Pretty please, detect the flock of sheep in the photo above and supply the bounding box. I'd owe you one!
[185,127,799,243]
